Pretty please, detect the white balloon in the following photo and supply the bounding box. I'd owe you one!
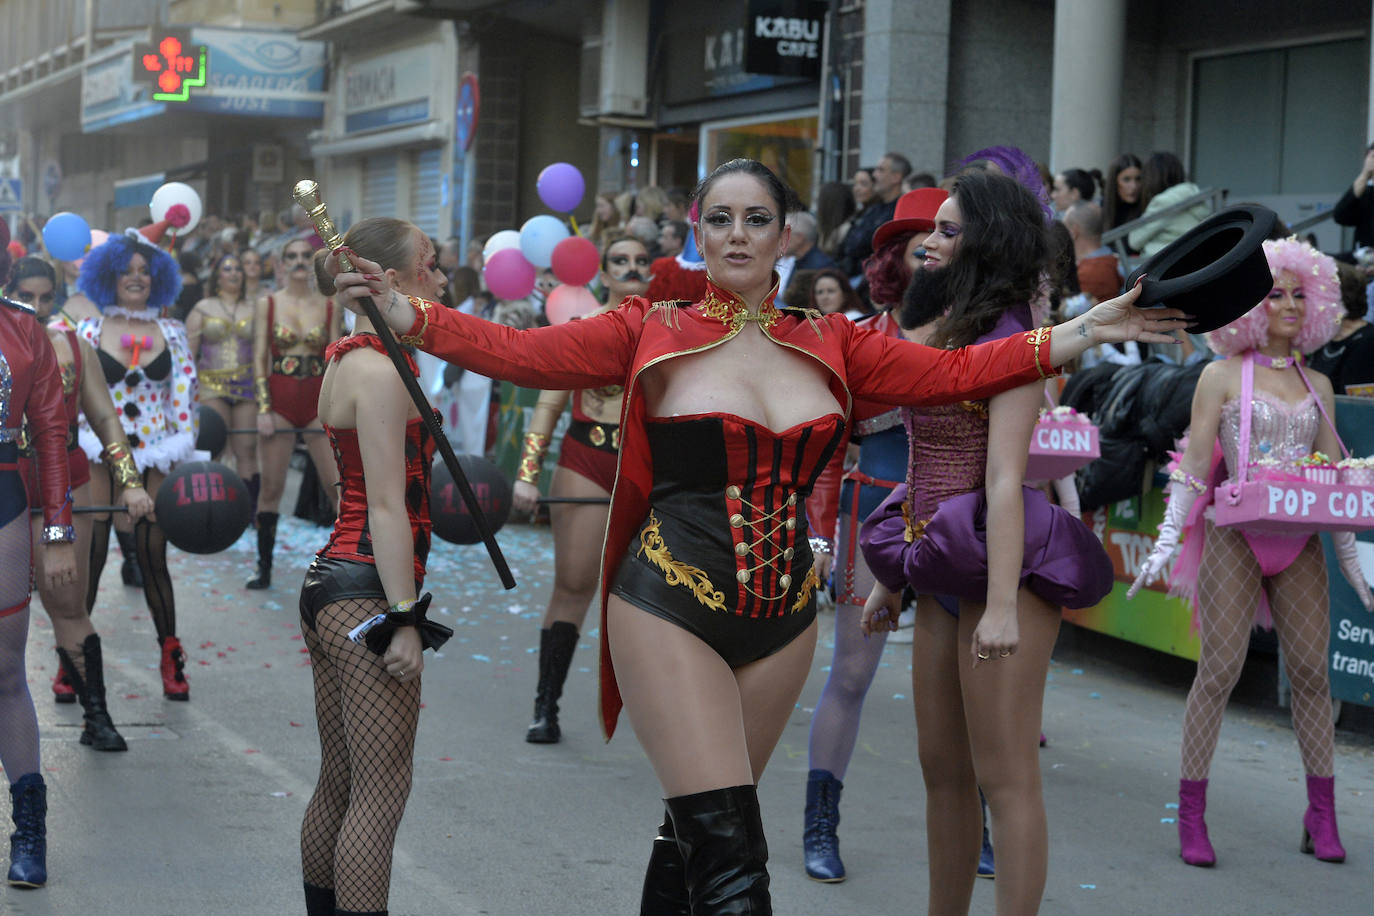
[483,229,521,262]
[149,181,203,235]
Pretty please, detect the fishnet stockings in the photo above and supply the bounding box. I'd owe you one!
[85,516,110,615]
[134,519,176,639]
[0,514,39,780]
[808,600,888,778]
[300,597,419,913]
[1182,523,1334,780]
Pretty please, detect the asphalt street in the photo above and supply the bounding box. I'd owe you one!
[6,473,1373,915]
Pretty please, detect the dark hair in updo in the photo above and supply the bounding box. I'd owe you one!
[691,159,802,221]
[5,256,57,295]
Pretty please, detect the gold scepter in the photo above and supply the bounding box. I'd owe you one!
[293,179,516,590]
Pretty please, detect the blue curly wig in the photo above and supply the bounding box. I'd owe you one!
[77,233,181,310]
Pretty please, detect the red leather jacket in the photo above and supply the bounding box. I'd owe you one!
[400,277,1058,737]
[1,301,73,533]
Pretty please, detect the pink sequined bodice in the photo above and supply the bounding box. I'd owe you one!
[902,400,989,521]
[1219,392,1319,477]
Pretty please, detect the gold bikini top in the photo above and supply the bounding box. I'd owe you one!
[203,313,253,343]
[273,321,328,350]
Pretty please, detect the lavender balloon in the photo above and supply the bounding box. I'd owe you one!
[537,162,586,213]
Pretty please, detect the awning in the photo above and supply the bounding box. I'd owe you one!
[310,120,447,158]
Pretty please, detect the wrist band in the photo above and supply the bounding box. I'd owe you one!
[399,295,433,347]
[808,536,833,555]
[101,441,142,490]
[254,377,272,415]
[385,594,431,627]
[1169,468,1207,493]
[42,524,76,544]
[518,432,550,485]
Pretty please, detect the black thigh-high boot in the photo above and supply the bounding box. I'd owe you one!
[57,635,127,752]
[666,785,771,915]
[246,511,278,590]
[247,473,261,528]
[115,529,143,588]
[640,805,691,915]
[303,882,335,915]
[526,621,579,743]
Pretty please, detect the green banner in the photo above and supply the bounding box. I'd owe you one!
[1323,396,1374,708]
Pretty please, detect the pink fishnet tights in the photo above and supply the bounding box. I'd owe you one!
[1182,523,1334,781]
[299,597,420,913]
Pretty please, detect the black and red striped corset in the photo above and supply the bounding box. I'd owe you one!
[639,412,844,618]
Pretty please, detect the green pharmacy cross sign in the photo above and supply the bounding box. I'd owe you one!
[132,32,208,102]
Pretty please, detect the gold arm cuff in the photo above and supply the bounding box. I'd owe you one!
[517,432,550,485]
[398,296,433,348]
[101,441,142,489]
[255,377,273,414]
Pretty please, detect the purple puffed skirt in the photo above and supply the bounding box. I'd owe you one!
[858,483,1114,610]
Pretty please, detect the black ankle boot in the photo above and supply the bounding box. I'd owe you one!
[7,773,47,888]
[640,805,690,915]
[526,621,579,744]
[246,511,278,590]
[57,635,127,752]
[666,785,771,914]
[115,529,143,587]
[303,882,335,916]
[803,769,844,882]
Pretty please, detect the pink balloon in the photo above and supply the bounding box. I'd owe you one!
[483,248,536,300]
[550,236,600,286]
[545,284,601,325]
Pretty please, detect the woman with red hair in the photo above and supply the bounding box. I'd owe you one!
[1131,238,1372,867]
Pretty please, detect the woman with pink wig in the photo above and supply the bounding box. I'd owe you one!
[1130,238,1372,868]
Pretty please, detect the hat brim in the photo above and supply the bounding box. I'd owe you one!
[872,218,934,254]
[1124,204,1277,333]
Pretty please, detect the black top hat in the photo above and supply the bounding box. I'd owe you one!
[1124,204,1277,333]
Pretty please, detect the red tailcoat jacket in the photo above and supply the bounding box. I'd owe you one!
[399,278,1058,738]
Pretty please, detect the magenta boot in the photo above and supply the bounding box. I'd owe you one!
[1300,775,1345,863]
[1178,779,1216,867]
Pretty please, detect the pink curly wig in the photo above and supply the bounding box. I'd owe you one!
[1203,237,1341,357]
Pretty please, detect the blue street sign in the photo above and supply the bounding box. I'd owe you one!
[0,178,21,212]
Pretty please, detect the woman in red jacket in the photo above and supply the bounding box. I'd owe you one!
[1,286,77,889]
[326,159,1185,912]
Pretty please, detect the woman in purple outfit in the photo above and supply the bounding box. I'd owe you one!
[861,170,1113,915]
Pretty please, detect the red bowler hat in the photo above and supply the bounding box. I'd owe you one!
[872,187,948,253]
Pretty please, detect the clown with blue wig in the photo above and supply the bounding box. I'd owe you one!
[74,226,198,700]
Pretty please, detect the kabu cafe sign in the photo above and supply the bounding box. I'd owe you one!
[745,0,827,79]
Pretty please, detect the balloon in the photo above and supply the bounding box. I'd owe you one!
[545,284,601,326]
[536,162,586,213]
[154,461,252,554]
[483,248,536,300]
[195,405,227,459]
[149,182,203,235]
[550,236,600,286]
[42,212,92,261]
[482,229,521,262]
[430,455,513,545]
[518,215,569,269]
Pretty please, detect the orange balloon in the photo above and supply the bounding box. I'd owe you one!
[545,284,600,325]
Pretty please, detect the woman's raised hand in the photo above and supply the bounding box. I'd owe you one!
[1084,278,1192,346]
[325,248,389,317]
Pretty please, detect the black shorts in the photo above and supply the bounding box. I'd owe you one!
[611,547,817,669]
[299,556,420,632]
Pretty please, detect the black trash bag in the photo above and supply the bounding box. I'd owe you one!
[1076,436,1150,512]
[1061,362,1125,422]
[1097,361,1172,440]
[1136,359,1207,462]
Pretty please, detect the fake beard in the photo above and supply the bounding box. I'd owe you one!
[899,265,955,330]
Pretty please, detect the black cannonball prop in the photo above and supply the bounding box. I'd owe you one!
[195,404,228,458]
[430,455,513,545]
[154,461,253,554]
[1125,204,1277,333]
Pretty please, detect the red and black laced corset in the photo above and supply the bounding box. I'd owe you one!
[317,334,438,580]
[624,411,844,618]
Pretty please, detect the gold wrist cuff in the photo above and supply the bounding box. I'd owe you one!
[399,296,433,348]
[101,441,142,489]
[255,377,272,414]
[517,432,550,485]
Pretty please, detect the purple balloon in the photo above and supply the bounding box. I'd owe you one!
[537,162,586,213]
[484,248,536,301]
